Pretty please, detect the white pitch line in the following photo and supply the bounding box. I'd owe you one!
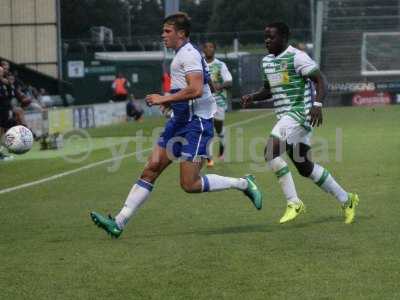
[224,111,273,129]
[0,111,273,195]
[0,147,154,195]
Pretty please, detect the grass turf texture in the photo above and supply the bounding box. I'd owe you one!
[1,106,399,299]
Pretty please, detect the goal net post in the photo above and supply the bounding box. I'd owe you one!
[361,32,400,76]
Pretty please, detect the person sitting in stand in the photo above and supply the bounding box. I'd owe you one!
[126,94,144,122]
[112,72,131,102]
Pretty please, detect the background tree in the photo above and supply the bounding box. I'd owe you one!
[207,0,310,32]
[129,0,164,36]
[61,0,310,40]
[180,0,214,33]
[61,0,128,39]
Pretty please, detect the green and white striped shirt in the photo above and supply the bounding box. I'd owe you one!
[261,45,318,130]
[207,58,233,109]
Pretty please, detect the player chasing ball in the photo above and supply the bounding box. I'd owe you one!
[202,41,233,167]
[242,22,359,224]
[90,12,263,238]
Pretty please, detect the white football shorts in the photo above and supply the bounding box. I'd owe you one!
[270,115,312,145]
[213,106,225,121]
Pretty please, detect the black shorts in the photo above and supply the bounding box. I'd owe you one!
[0,109,16,130]
[126,102,143,120]
[114,94,128,102]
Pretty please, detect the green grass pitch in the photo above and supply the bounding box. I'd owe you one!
[1,106,399,299]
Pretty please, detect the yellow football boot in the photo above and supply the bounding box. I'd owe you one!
[279,200,306,224]
[343,193,360,224]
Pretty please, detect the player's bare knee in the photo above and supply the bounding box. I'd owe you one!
[180,178,200,193]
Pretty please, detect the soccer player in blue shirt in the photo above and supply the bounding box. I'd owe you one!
[90,12,262,238]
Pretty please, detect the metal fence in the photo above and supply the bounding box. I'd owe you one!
[62,29,312,106]
[62,29,311,56]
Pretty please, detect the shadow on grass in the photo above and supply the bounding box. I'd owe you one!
[77,213,374,242]
[130,214,374,240]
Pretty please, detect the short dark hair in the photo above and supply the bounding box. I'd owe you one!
[266,22,290,40]
[203,41,217,49]
[163,12,191,37]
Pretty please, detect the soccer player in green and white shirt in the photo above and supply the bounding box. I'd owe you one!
[203,42,233,167]
[242,22,359,224]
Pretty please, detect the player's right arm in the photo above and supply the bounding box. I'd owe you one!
[146,47,207,106]
[214,62,233,91]
[241,80,272,108]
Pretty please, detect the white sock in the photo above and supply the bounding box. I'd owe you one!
[309,164,348,204]
[201,174,248,192]
[268,157,300,204]
[115,179,153,229]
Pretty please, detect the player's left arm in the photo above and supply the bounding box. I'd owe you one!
[146,72,203,106]
[295,51,326,127]
[307,70,327,127]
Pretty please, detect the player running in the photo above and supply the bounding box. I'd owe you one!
[242,22,359,224]
[202,41,233,167]
[90,12,262,238]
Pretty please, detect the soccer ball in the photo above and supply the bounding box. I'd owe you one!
[4,125,34,154]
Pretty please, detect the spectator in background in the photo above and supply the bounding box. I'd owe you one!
[1,61,44,112]
[0,66,6,84]
[0,67,14,160]
[162,69,171,94]
[23,86,44,112]
[112,72,131,102]
[126,94,144,122]
[38,88,52,107]
[0,61,10,76]
[161,66,172,118]
[0,60,44,159]
[0,66,24,161]
[0,66,15,132]
[7,75,30,126]
[11,69,25,90]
